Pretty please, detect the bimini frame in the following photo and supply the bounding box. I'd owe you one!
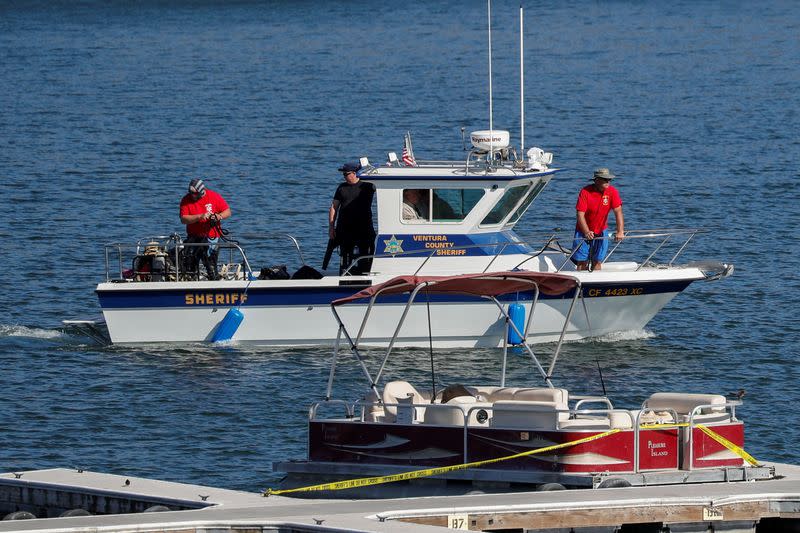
[325,271,581,402]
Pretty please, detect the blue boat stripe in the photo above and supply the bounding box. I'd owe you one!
[97,281,692,309]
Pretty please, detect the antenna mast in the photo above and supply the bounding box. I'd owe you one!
[487,0,493,157]
[520,4,525,153]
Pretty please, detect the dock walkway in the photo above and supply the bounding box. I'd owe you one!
[3,464,800,532]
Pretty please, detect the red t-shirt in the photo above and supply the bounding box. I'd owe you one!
[179,189,229,238]
[575,184,622,234]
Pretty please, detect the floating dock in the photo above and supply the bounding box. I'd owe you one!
[3,465,800,532]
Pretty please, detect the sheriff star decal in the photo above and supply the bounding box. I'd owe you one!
[383,235,404,255]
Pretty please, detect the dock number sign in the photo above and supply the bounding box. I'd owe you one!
[447,513,469,530]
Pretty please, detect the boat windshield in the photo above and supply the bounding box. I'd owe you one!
[508,180,547,224]
[481,180,547,227]
[481,183,528,225]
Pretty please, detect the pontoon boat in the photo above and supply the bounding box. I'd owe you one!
[274,271,769,498]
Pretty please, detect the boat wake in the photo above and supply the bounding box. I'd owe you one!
[0,324,66,340]
[210,339,239,348]
[587,329,656,343]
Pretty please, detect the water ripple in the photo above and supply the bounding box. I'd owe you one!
[0,0,798,492]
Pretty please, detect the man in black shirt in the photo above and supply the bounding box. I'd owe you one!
[328,162,376,274]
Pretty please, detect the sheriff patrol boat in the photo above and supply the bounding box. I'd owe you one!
[69,130,732,346]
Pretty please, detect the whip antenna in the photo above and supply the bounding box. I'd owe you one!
[425,288,436,403]
[487,0,493,157]
[519,3,525,153]
[596,358,607,396]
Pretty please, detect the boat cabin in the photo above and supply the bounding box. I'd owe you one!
[357,133,561,275]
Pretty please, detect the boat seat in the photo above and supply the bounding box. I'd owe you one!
[609,410,634,429]
[558,410,634,430]
[423,402,466,426]
[634,409,675,425]
[466,386,520,401]
[363,389,385,422]
[643,392,730,423]
[437,384,475,403]
[644,393,739,470]
[512,388,569,408]
[423,397,492,426]
[558,418,611,430]
[383,381,426,423]
[490,401,563,430]
[466,386,569,406]
[466,385,499,399]
[479,387,517,401]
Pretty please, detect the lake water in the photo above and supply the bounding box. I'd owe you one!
[1,0,798,493]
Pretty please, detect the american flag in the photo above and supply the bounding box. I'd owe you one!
[401,134,417,167]
[401,147,416,166]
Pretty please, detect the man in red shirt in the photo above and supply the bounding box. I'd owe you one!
[572,168,625,271]
[179,178,231,280]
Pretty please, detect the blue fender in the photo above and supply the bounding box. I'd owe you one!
[507,302,525,345]
[211,308,244,342]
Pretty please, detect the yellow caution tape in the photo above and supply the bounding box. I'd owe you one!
[697,424,759,466]
[642,422,759,466]
[641,422,758,466]
[265,421,760,496]
[264,428,620,496]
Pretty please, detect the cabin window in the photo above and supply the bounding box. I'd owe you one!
[507,180,547,224]
[480,184,529,225]
[402,188,485,223]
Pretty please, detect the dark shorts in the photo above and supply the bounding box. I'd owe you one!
[572,230,610,263]
[185,235,219,256]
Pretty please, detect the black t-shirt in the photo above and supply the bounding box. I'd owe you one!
[334,180,376,237]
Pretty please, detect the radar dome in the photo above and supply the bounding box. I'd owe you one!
[470,130,510,152]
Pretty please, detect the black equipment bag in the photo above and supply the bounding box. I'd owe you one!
[258,265,290,280]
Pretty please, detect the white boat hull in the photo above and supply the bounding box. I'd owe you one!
[98,269,697,347]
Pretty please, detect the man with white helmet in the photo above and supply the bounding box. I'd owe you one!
[179,178,231,280]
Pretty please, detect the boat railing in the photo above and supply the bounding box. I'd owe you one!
[102,232,307,282]
[309,399,355,420]
[103,235,251,282]
[545,228,708,272]
[572,396,615,411]
[634,400,742,472]
[633,407,680,473]
[366,157,526,174]
[311,397,745,473]
[237,232,307,266]
[342,240,536,276]
[343,227,712,276]
[685,400,742,471]
[313,398,739,475]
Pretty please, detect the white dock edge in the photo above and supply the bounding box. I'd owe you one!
[1,464,800,532]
